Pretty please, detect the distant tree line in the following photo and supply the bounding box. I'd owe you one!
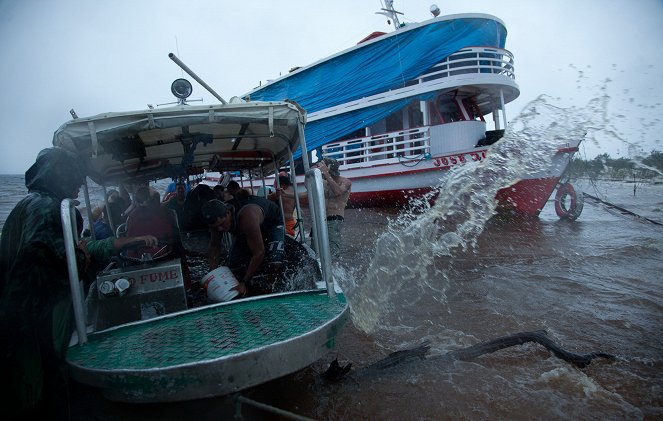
[567,150,663,181]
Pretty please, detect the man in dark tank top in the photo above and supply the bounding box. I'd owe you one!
[203,196,285,296]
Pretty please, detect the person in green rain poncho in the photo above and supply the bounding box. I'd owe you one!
[0,147,88,419]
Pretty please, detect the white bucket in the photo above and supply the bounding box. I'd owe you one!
[201,266,239,302]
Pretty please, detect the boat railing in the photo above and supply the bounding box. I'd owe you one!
[305,168,336,298]
[61,198,88,344]
[322,127,431,169]
[421,47,515,82]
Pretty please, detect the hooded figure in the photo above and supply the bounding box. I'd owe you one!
[0,147,87,418]
[182,183,215,232]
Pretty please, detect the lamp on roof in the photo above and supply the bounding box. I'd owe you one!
[171,78,193,105]
[430,4,440,17]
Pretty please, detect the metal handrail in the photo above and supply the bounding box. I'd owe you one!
[61,199,87,344]
[305,168,335,298]
[322,126,431,168]
[423,47,516,80]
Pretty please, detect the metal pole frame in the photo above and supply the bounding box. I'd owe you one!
[305,169,335,298]
[295,118,335,297]
[61,199,88,344]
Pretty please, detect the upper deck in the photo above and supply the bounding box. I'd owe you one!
[244,14,516,156]
[308,46,519,123]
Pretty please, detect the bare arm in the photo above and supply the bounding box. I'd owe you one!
[269,185,303,199]
[267,190,280,201]
[324,175,351,197]
[119,183,131,207]
[238,206,266,283]
[318,162,350,197]
[79,235,158,266]
[112,235,158,249]
[208,229,222,270]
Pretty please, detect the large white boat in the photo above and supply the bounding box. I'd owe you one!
[242,2,583,218]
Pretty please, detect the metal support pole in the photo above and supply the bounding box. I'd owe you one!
[61,199,87,344]
[500,89,507,129]
[306,169,335,298]
[82,181,95,240]
[288,149,305,242]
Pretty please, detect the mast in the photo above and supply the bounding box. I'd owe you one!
[169,53,228,105]
[376,0,404,30]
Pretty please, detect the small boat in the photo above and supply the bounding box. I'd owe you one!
[242,2,583,218]
[53,71,348,402]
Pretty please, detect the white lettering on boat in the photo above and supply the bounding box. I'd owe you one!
[128,269,180,285]
[432,151,486,168]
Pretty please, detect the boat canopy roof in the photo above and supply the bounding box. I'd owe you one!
[245,14,507,155]
[52,101,306,186]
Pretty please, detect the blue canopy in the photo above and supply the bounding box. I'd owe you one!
[245,16,507,157]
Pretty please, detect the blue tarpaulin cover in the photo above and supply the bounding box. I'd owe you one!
[245,16,507,156]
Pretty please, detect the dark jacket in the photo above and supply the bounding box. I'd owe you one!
[0,147,86,416]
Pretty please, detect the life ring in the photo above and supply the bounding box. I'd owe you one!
[554,182,584,220]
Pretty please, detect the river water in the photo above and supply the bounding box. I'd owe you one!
[52,179,660,420]
[1,95,661,419]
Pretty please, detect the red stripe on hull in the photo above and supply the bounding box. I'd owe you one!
[347,177,560,217]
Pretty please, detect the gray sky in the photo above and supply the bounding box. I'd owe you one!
[1,0,661,175]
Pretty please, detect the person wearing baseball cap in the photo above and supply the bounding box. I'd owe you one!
[203,195,284,297]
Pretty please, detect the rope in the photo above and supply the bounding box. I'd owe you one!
[583,192,663,226]
[234,395,317,421]
[397,153,427,167]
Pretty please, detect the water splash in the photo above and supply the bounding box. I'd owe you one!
[561,65,661,162]
[343,94,606,336]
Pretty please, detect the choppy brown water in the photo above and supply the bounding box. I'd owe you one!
[63,180,662,420]
[2,90,659,420]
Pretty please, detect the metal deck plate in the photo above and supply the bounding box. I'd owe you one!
[68,291,347,371]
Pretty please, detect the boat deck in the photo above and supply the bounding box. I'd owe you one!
[68,290,347,371]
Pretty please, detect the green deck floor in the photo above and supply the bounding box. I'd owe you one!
[67,291,347,370]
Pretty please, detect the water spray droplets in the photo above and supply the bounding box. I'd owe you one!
[347,95,594,337]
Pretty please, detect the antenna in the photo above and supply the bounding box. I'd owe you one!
[174,36,183,78]
[376,0,404,30]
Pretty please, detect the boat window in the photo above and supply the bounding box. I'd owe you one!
[427,93,465,125]
[338,128,366,142]
[386,111,402,132]
[407,100,424,128]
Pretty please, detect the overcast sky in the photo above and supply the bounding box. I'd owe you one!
[1,0,661,175]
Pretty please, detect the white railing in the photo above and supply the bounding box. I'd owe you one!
[321,127,430,169]
[309,47,516,124]
[420,47,515,82]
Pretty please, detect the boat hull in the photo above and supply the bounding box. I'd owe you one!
[294,141,579,217]
[342,161,570,217]
[344,176,559,214]
[67,290,348,403]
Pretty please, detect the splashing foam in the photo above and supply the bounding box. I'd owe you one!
[564,65,661,164]
[345,94,602,336]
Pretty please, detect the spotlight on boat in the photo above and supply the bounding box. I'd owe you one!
[171,78,193,105]
[430,4,440,17]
